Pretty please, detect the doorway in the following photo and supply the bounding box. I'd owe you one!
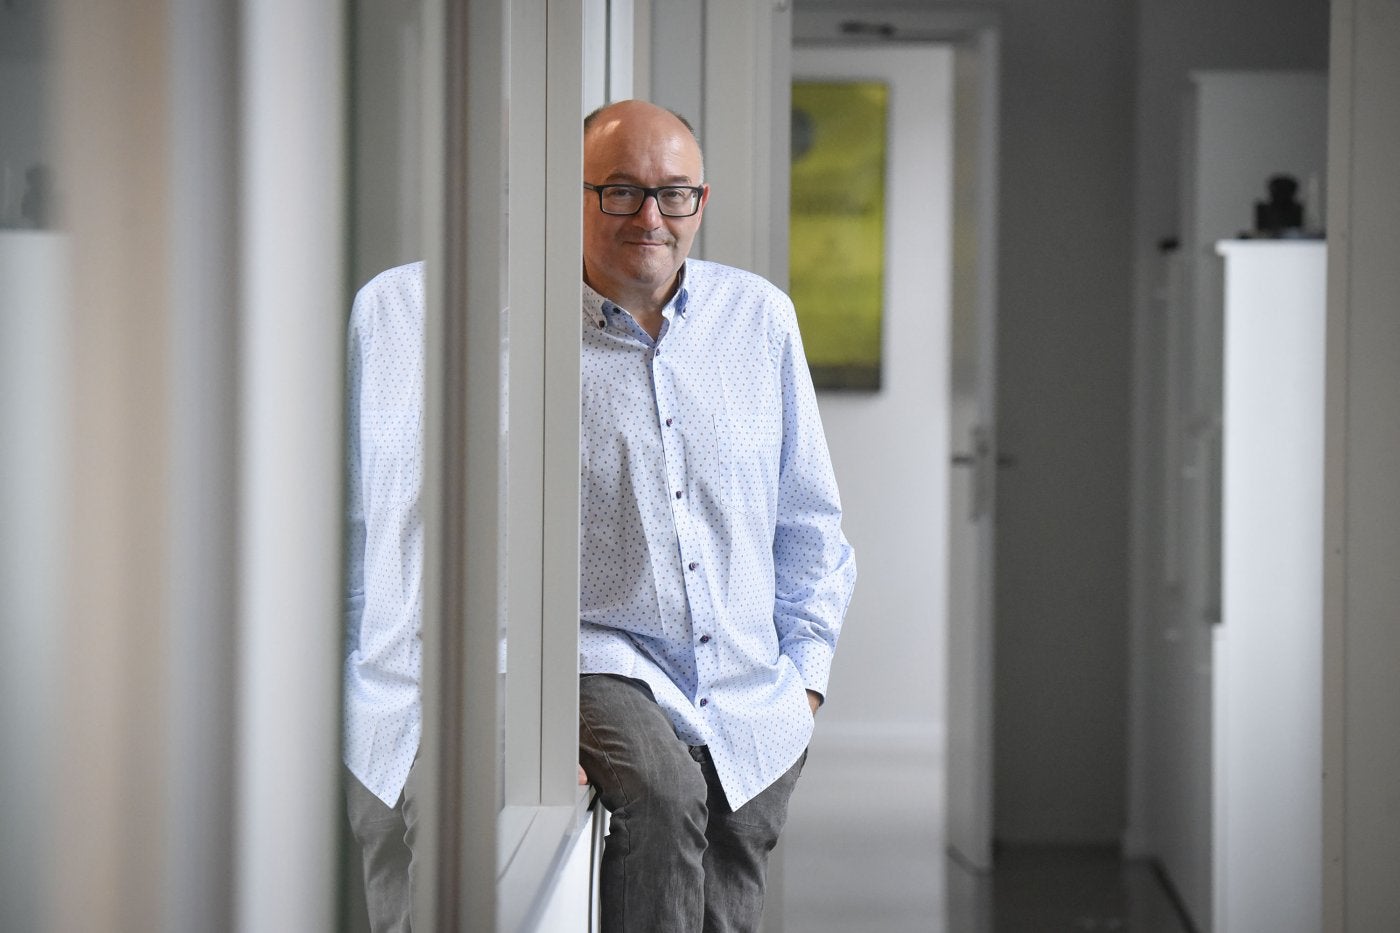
[773,8,1003,930]
[777,39,957,932]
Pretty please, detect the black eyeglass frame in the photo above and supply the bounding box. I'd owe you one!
[583,182,706,217]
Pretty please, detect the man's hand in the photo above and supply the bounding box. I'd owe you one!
[806,689,822,716]
[578,765,589,786]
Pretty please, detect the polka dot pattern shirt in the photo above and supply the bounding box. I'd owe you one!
[580,259,857,810]
[343,262,425,807]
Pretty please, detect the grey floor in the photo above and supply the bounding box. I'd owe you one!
[781,837,1194,932]
[947,844,1195,933]
[778,738,1194,932]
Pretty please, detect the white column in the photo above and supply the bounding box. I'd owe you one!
[235,1,346,929]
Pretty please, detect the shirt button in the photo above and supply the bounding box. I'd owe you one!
[699,634,711,644]
[665,417,673,427]
[675,490,683,499]
[688,561,698,571]
[699,698,708,707]
[596,319,605,329]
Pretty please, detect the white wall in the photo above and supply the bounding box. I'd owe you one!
[996,0,1328,850]
[990,0,1135,844]
[798,44,951,755]
[350,0,424,286]
[1323,2,1400,927]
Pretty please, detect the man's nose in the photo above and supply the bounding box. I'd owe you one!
[633,192,664,223]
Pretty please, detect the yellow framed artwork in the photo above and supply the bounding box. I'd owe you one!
[789,80,889,391]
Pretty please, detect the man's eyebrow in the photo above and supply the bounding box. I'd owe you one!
[599,172,700,185]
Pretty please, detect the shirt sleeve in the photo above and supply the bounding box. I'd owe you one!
[770,298,857,698]
[343,275,425,685]
[341,264,426,801]
[344,301,367,658]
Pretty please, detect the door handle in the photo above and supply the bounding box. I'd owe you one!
[951,453,1016,468]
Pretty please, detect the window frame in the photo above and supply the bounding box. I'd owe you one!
[418,0,596,927]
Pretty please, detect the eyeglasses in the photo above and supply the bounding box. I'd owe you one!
[584,183,704,217]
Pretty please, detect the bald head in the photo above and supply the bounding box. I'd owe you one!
[586,100,701,156]
[584,100,705,182]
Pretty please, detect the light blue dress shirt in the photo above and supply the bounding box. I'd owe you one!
[579,259,857,810]
[343,262,425,807]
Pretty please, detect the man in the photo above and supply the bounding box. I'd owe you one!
[577,99,857,932]
[343,259,426,933]
[341,260,589,928]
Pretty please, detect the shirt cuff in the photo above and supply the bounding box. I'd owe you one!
[783,638,835,699]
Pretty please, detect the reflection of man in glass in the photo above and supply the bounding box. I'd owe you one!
[342,260,425,933]
[577,100,857,932]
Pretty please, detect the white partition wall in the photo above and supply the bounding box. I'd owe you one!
[649,0,791,283]
[1324,2,1400,927]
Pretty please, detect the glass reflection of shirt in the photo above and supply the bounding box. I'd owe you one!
[579,259,857,810]
[343,262,424,807]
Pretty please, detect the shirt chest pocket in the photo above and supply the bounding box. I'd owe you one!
[714,356,783,465]
[362,407,423,510]
[714,403,782,491]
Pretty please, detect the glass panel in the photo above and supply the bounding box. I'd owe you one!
[0,3,59,928]
[341,1,438,928]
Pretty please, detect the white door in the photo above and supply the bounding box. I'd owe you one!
[944,29,1001,877]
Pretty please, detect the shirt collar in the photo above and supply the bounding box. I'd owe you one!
[581,281,609,330]
[673,263,691,316]
[580,263,692,331]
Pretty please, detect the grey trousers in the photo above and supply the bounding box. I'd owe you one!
[578,674,806,933]
[345,759,421,933]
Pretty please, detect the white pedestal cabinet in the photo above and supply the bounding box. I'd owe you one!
[1212,240,1325,933]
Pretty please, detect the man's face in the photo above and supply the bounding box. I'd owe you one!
[582,105,709,310]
